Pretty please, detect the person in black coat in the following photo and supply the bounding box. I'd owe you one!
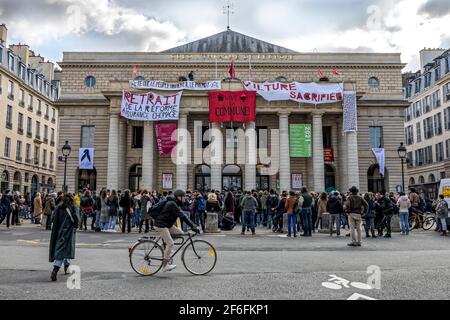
[49,194,79,281]
[119,190,133,233]
[0,190,13,228]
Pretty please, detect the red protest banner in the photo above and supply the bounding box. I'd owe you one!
[324,147,335,162]
[208,91,256,123]
[155,123,177,157]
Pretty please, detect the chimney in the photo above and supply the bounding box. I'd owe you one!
[0,24,7,45]
[419,48,445,71]
[10,44,30,66]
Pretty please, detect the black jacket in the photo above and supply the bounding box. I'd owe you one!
[327,196,343,215]
[154,198,196,229]
[49,204,79,262]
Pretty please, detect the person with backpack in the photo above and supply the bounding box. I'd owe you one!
[79,190,94,231]
[381,193,394,238]
[301,187,314,237]
[327,191,343,237]
[267,189,279,230]
[151,189,200,272]
[193,192,207,233]
[436,194,449,236]
[240,191,259,235]
[285,191,298,237]
[397,192,411,235]
[344,186,368,247]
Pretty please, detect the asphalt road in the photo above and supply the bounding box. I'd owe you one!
[0,223,449,300]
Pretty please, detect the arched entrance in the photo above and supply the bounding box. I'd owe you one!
[13,172,22,192]
[367,164,386,193]
[324,165,336,191]
[78,168,97,192]
[222,165,242,191]
[409,177,415,186]
[256,168,270,191]
[195,165,211,192]
[31,175,39,197]
[129,164,142,192]
[1,171,9,193]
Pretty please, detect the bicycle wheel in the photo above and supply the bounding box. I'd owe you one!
[422,217,435,231]
[408,216,416,231]
[182,240,217,276]
[129,240,164,276]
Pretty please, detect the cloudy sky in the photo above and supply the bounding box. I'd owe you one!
[0,0,449,71]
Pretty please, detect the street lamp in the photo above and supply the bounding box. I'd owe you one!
[61,141,71,193]
[397,142,407,193]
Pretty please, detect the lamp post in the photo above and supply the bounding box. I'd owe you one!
[61,141,71,193]
[397,142,407,193]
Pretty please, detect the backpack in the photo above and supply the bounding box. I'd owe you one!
[148,199,168,219]
[438,201,449,217]
[268,195,279,208]
[197,197,206,212]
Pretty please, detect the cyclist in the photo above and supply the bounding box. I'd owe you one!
[152,189,200,272]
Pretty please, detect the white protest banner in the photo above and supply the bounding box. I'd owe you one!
[242,81,343,105]
[372,148,385,176]
[121,91,182,121]
[79,148,94,170]
[130,80,221,91]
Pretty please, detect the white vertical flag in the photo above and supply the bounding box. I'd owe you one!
[372,148,385,176]
[79,148,94,170]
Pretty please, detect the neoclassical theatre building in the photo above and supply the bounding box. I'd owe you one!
[56,30,408,194]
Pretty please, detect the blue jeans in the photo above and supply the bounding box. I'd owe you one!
[441,218,448,232]
[133,208,141,228]
[287,214,297,236]
[54,259,71,268]
[242,210,255,232]
[108,216,117,230]
[182,211,190,232]
[399,212,409,234]
[262,208,268,227]
[302,208,313,236]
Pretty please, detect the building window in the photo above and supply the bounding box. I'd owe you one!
[7,81,14,100]
[80,126,95,148]
[446,56,450,74]
[405,106,412,122]
[44,125,48,143]
[445,83,450,102]
[45,104,49,119]
[19,89,24,107]
[415,79,422,94]
[407,152,413,168]
[25,144,31,163]
[445,107,450,131]
[369,126,383,148]
[405,126,414,145]
[27,117,32,137]
[435,67,441,81]
[256,127,268,149]
[434,113,443,136]
[18,113,23,134]
[405,84,412,99]
[16,141,22,161]
[34,146,40,165]
[436,142,444,162]
[423,95,432,113]
[424,72,431,88]
[198,126,211,149]
[6,105,13,129]
[432,90,441,109]
[413,101,422,118]
[8,53,15,71]
[51,128,55,145]
[50,151,54,169]
[28,94,33,110]
[416,122,422,143]
[424,146,433,165]
[415,149,424,166]
[52,108,56,122]
[132,126,144,149]
[368,77,380,88]
[423,117,434,139]
[446,139,450,159]
[43,150,47,167]
[37,100,42,115]
[35,121,41,140]
[85,76,96,88]
[4,137,11,158]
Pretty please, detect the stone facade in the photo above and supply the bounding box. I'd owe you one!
[56,31,407,194]
[0,24,59,196]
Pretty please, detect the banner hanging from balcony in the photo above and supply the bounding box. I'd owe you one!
[79,148,94,170]
[155,123,177,157]
[343,91,358,132]
[372,148,385,177]
[121,91,182,121]
[130,80,221,91]
[242,81,344,105]
[208,91,257,123]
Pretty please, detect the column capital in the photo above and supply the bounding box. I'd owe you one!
[179,111,189,117]
[277,111,291,117]
[311,110,326,117]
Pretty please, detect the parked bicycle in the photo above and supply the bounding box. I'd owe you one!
[129,231,217,276]
[409,211,435,231]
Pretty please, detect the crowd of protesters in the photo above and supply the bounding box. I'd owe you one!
[0,186,448,242]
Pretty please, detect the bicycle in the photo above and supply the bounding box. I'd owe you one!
[128,231,217,276]
[409,211,435,231]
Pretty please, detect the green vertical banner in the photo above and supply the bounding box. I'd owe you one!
[290,124,312,158]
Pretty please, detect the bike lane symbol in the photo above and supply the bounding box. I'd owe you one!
[321,275,377,300]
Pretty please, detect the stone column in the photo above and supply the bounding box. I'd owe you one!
[312,111,325,192]
[278,112,291,191]
[117,119,127,190]
[142,122,154,190]
[176,113,188,190]
[337,120,348,192]
[107,114,120,190]
[245,122,257,191]
[346,131,360,189]
[210,122,223,191]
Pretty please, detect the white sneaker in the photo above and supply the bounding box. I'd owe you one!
[162,264,177,272]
